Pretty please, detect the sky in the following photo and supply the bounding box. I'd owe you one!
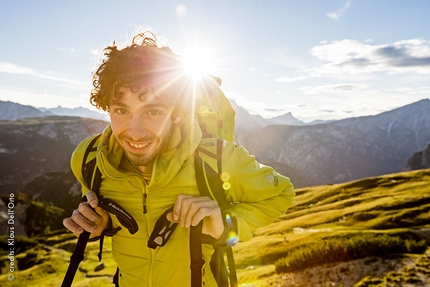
[1,0,429,122]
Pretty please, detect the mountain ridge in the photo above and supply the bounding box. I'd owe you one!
[237,99,430,186]
[2,99,324,129]
[0,99,429,191]
[0,100,108,122]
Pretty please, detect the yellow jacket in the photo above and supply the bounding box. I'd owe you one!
[70,115,295,287]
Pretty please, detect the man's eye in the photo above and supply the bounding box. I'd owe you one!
[116,108,128,115]
[148,110,161,115]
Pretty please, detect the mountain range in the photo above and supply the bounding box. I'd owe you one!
[237,99,430,186]
[0,99,322,130]
[0,100,108,121]
[0,98,429,238]
[0,98,429,196]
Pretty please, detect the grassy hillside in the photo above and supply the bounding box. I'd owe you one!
[1,169,429,286]
[0,232,116,287]
[234,168,430,286]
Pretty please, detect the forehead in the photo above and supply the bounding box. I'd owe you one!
[111,85,170,107]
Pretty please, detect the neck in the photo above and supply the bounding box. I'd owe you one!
[121,156,153,181]
[138,164,153,184]
[137,163,153,175]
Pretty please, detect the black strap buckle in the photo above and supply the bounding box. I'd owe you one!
[148,207,178,249]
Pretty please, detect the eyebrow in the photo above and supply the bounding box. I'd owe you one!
[109,100,128,108]
[109,100,170,111]
[143,102,170,111]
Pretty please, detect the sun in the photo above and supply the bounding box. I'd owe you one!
[180,45,217,83]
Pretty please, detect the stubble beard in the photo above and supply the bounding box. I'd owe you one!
[122,135,170,171]
[118,122,175,172]
[126,151,155,169]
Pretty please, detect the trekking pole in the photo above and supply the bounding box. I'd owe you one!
[61,230,91,287]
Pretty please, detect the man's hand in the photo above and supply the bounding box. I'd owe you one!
[167,194,225,240]
[63,190,110,238]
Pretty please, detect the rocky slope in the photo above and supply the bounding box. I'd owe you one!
[404,143,430,171]
[0,116,107,195]
[265,249,430,287]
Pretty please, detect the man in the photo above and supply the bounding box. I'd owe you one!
[63,30,295,287]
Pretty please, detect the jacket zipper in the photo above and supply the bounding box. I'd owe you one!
[143,192,148,214]
[146,159,158,286]
[142,182,155,286]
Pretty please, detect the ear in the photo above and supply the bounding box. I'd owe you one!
[172,116,182,124]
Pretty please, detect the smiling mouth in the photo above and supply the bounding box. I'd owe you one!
[129,142,149,149]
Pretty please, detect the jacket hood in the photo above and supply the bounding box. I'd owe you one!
[97,114,202,186]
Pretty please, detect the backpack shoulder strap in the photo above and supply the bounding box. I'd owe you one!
[194,138,232,209]
[82,134,102,193]
[81,134,103,258]
[193,138,238,287]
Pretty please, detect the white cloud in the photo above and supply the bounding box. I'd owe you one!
[276,75,307,82]
[0,61,87,88]
[308,38,430,75]
[297,83,368,95]
[326,0,353,20]
[0,86,93,110]
[0,62,34,75]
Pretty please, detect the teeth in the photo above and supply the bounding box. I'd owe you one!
[130,142,149,149]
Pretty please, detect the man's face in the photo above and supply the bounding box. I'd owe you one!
[109,86,180,173]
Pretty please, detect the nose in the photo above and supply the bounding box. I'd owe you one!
[128,114,148,141]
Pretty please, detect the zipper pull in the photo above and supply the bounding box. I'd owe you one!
[143,193,148,214]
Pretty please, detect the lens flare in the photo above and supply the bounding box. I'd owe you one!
[180,45,218,84]
[225,213,238,245]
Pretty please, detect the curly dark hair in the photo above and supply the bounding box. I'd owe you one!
[90,31,186,112]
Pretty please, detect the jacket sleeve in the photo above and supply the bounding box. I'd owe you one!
[222,141,295,242]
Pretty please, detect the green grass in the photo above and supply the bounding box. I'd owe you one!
[237,264,276,287]
[0,236,115,287]
[274,231,427,273]
[231,169,430,282]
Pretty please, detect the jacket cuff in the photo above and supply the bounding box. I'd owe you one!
[202,211,238,249]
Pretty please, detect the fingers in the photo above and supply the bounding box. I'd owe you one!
[85,190,99,208]
[63,192,109,237]
[78,202,105,226]
[171,194,225,239]
[64,204,97,235]
[63,215,84,237]
[63,206,97,237]
[172,194,219,228]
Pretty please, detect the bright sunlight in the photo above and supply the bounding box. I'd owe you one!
[180,45,218,83]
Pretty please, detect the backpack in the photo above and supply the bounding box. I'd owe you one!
[62,76,238,287]
[194,75,235,142]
